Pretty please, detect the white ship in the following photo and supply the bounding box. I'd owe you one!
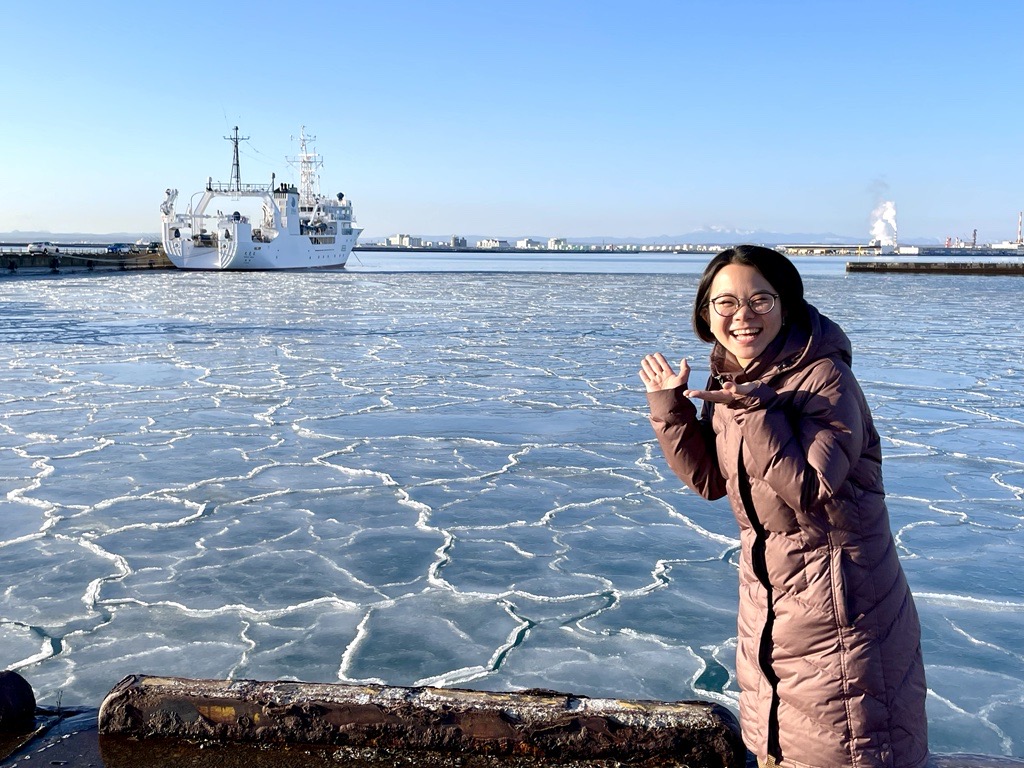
[160,127,361,270]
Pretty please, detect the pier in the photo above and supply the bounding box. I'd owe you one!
[1,249,174,274]
[846,261,1024,275]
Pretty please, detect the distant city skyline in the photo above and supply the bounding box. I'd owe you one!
[3,1,1022,243]
[0,224,997,250]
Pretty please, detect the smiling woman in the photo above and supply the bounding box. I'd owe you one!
[640,245,930,768]
[702,266,783,368]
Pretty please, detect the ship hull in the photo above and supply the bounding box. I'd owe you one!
[162,231,360,270]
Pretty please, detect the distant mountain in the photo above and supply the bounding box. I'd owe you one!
[371,229,944,246]
[0,229,159,243]
[561,229,862,246]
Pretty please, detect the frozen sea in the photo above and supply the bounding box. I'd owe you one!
[1,251,1022,757]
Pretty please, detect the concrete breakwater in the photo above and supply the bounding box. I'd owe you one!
[846,261,1024,275]
[2,250,175,273]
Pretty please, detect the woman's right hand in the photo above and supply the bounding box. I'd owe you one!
[639,353,689,393]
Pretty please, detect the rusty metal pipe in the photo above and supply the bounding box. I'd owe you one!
[99,675,745,767]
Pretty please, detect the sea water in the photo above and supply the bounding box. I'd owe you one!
[0,253,1021,757]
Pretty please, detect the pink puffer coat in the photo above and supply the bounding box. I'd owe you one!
[647,305,928,768]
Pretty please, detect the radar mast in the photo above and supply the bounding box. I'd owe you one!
[224,126,249,192]
[289,126,323,207]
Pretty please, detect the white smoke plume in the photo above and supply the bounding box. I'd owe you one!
[870,201,898,247]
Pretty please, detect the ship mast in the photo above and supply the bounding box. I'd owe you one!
[290,126,323,207]
[225,126,249,191]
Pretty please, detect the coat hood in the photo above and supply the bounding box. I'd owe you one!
[710,303,853,385]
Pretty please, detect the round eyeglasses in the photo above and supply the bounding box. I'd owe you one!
[709,292,779,317]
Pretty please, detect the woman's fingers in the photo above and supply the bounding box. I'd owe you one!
[640,353,681,392]
[684,383,757,404]
[641,354,673,377]
[648,353,673,373]
[685,388,725,403]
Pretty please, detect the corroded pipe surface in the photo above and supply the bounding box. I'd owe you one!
[0,671,35,734]
[98,675,746,767]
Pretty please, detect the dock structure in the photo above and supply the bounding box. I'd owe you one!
[846,261,1024,275]
[1,250,174,273]
[98,674,746,767]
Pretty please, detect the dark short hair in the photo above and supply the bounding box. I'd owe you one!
[692,245,810,343]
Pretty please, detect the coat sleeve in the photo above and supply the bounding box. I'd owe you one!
[736,359,867,515]
[647,387,727,500]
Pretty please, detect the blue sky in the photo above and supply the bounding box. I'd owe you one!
[3,0,1022,242]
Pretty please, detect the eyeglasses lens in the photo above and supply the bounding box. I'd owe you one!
[711,294,776,317]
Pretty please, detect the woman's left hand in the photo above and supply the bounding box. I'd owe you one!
[685,380,759,404]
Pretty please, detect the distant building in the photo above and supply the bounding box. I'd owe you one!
[780,243,876,256]
[451,236,467,248]
[547,238,568,250]
[387,234,422,248]
[516,238,543,250]
[991,240,1024,251]
[477,238,511,249]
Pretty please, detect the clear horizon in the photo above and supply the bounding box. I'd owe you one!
[3,1,1023,243]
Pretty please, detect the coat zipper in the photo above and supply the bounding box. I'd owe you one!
[829,535,854,629]
[737,439,781,761]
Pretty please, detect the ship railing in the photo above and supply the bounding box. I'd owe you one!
[204,182,273,194]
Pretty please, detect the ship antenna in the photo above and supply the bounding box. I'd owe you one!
[225,126,249,191]
[289,126,323,207]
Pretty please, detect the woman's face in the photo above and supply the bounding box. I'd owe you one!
[706,263,783,368]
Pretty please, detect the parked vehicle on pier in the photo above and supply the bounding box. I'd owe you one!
[106,243,135,254]
[26,242,59,254]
